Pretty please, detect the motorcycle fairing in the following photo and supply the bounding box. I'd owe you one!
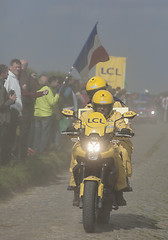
[83,112,108,137]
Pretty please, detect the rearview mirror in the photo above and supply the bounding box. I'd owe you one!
[122,111,136,119]
[62,109,75,118]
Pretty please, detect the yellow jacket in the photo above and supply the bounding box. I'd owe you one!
[34,86,59,117]
[75,108,132,133]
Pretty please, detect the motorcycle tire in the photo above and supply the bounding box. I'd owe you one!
[97,198,111,224]
[83,181,98,233]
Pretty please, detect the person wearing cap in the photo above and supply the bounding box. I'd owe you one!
[33,76,59,153]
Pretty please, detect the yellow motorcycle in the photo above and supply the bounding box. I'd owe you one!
[62,109,136,233]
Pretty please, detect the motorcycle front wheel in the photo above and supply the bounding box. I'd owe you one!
[83,181,98,233]
[97,197,111,224]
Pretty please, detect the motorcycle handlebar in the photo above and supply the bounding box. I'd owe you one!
[61,131,80,136]
[114,132,134,137]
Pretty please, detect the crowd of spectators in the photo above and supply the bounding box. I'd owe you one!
[0,58,89,165]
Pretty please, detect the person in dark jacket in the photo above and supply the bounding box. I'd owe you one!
[18,61,48,159]
[0,64,16,164]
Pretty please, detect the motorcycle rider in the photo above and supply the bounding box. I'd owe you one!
[69,90,134,206]
[85,76,125,108]
[85,76,133,178]
[79,76,133,177]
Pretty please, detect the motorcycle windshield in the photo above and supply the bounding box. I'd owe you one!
[83,112,108,137]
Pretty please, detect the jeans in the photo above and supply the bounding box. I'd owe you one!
[9,108,19,156]
[0,123,11,164]
[18,116,32,159]
[33,116,52,152]
[52,119,61,149]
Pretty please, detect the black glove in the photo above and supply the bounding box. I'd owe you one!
[120,128,131,135]
[121,128,135,136]
[66,126,76,132]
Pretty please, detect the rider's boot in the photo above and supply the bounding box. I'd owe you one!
[115,190,127,206]
[73,187,79,207]
[123,177,133,192]
[67,186,75,191]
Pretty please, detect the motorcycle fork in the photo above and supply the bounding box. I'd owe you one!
[100,164,116,208]
[94,164,105,208]
[79,162,86,208]
[79,163,104,209]
[100,163,106,185]
[81,162,85,180]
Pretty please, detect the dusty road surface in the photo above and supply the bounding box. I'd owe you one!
[0,122,168,240]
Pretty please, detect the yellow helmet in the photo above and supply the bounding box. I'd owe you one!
[92,90,114,105]
[92,90,114,117]
[86,76,107,98]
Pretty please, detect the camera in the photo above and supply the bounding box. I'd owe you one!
[9,89,15,96]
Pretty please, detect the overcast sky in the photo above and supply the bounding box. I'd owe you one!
[0,0,168,94]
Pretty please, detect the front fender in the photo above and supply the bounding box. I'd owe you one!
[80,176,104,199]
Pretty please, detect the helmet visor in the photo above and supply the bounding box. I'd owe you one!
[93,103,112,117]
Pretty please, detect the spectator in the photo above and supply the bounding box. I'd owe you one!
[51,76,65,150]
[115,88,127,105]
[4,59,22,157]
[19,59,29,86]
[63,76,78,112]
[18,61,48,159]
[80,84,89,108]
[17,59,30,159]
[162,96,168,122]
[25,74,48,155]
[33,76,59,153]
[0,64,16,164]
[53,76,78,144]
[107,85,116,96]
[73,80,85,108]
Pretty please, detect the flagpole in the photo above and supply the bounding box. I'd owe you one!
[63,66,74,84]
[58,66,74,94]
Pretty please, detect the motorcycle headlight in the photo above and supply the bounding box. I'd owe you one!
[87,141,100,152]
[87,141,100,160]
[151,110,155,115]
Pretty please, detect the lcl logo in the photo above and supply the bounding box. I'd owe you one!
[100,68,121,76]
[88,118,105,124]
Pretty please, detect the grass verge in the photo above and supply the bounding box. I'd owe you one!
[0,147,71,201]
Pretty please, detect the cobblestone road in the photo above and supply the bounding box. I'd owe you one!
[0,122,168,240]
